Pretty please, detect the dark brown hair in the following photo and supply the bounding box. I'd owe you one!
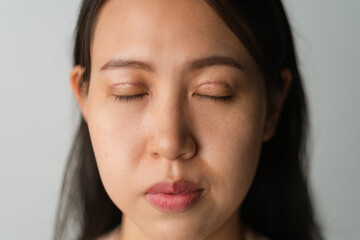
[54,1,323,239]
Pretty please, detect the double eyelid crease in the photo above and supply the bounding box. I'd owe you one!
[111,81,147,88]
[195,81,231,88]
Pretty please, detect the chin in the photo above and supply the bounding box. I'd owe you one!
[144,217,211,240]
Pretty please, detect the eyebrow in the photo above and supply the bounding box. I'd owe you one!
[99,55,243,73]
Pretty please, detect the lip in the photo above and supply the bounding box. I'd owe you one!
[145,180,204,212]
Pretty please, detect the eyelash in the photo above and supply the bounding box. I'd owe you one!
[114,93,147,102]
[114,94,233,103]
[194,95,233,103]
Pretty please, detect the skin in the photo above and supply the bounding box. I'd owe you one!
[70,0,291,239]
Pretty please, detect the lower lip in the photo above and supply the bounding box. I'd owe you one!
[145,190,204,212]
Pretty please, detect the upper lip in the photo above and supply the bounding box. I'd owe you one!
[146,180,203,194]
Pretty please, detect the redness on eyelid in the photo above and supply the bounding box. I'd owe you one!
[110,82,148,97]
[111,82,147,88]
[195,81,232,88]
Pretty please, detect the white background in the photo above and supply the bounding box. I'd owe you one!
[0,0,359,239]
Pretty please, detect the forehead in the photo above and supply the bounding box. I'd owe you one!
[91,0,252,72]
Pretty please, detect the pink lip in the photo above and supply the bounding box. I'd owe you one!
[145,180,204,212]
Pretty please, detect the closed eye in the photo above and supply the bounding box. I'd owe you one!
[113,93,233,103]
[194,94,233,103]
[114,93,148,102]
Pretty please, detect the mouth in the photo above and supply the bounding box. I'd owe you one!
[145,180,205,212]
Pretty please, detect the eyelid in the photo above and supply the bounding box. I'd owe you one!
[194,81,233,95]
[111,81,149,103]
[112,81,147,88]
[112,81,234,103]
[193,94,233,103]
[114,93,148,102]
[112,81,148,94]
[195,81,231,88]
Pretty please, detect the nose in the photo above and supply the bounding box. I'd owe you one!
[146,98,197,161]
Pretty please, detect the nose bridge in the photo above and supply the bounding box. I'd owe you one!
[147,92,196,160]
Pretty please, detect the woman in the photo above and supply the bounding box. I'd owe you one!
[54,0,323,239]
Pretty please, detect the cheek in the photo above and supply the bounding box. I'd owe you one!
[85,95,145,206]
[197,96,266,210]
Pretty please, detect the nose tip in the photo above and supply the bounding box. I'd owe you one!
[150,132,197,160]
[147,107,197,160]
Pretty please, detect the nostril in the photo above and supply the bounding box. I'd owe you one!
[147,116,197,160]
[149,137,197,161]
[151,152,161,159]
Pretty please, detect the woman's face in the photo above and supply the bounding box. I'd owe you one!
[73,0,273,239]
